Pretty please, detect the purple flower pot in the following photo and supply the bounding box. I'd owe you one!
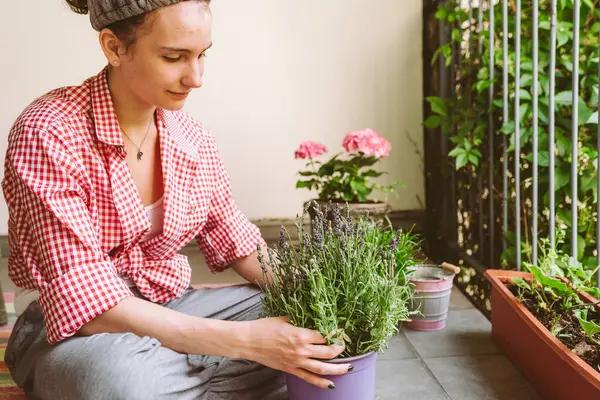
[285,352,377,400]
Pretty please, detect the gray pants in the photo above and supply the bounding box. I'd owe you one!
[5,284,288,400]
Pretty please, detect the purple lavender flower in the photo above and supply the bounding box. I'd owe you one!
[345,215,354,236]
[312,223,324,249]
[302,230,311,247]
[332,203,343,236]
[256,243,267,271]
[311,202,326,250]
[388,235,399,253]
[340,233,347,252]
[279,226,290,251]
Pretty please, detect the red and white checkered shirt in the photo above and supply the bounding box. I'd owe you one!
[2,68,265,344]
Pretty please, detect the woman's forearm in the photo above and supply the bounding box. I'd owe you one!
[232,248,274,287]
[78,296,242,357]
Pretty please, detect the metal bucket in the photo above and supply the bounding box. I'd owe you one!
[407,264,457,331]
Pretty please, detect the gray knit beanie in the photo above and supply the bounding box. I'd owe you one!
[88,0,183,31]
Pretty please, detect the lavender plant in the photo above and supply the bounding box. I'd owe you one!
[257,201,418,358]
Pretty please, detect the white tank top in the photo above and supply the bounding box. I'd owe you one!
[14,198,165,317]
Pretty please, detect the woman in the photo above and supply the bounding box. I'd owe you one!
[2,1,352,399]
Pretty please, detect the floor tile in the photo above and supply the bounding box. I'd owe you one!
[375,359,450,400]
[424,354,541,400]
[404,309,499,358]
[449,286,474,310]
[378,331,418,361]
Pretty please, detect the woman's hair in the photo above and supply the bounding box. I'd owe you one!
[64,0,211,49]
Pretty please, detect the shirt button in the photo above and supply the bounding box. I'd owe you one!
[189,206,196,215]
[116,146,123,153]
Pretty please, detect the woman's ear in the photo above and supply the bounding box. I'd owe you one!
[99,29,124,66]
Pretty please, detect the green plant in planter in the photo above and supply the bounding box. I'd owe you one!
[293,129,403,203]
[425,0,600,268]
[257,201,418,358]
[511,239,600,370]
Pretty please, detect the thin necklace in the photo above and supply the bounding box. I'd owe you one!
[120,117,153,161]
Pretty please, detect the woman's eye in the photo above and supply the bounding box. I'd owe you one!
[163,56,180,62]
[200,53,207,59]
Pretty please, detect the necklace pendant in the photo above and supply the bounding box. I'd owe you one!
[137,151,143,161]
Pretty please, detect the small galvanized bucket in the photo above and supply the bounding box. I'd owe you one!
[406,263,460,331]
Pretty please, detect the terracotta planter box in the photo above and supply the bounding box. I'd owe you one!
[485,269,600,400]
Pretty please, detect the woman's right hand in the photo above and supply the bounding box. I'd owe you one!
[234,316,352,389]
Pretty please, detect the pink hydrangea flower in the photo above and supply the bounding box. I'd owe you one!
[342,128,391,158]
[294,141,328,159]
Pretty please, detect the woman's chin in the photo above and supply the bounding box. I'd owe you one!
[158,99,187,111]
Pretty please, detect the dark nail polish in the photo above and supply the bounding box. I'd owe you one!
[328,384,336,390]
[348,364,355,372]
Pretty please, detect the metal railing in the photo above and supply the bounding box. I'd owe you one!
[422,0,598,314]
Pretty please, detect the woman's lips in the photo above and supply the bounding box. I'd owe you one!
[167,91,190,100]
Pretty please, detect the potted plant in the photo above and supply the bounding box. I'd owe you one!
[257,201,418,399]
[485,238,600,399]
[293,128,402,222]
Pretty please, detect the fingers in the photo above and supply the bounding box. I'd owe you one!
[306,344,345,360]
[289,367,337,390]
[278,318,328,345]
[295,328,327,345]
[299,358,353,377]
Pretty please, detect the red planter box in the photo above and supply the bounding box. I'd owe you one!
[485,269,600,400]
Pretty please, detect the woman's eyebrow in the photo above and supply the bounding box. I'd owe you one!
[159,42,213,53]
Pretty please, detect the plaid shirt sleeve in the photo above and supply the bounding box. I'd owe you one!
[196,134,266,273]
[3,124,133,344]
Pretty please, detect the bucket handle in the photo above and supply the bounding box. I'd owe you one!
[440,262,461,275]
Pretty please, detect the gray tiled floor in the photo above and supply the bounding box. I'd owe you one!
[0,250,542,399]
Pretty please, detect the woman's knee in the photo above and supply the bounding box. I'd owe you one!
[29,334,188,400]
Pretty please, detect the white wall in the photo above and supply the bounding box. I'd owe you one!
[0,0,424,235]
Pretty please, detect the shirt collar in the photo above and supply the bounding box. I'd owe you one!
[90,67,200,161]
[90,67,125,147]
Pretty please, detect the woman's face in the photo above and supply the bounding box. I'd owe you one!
[110,2,213,111]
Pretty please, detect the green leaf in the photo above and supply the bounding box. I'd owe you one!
[500,121,515,134]
[426,97,447,117]
[538,105,550,124]
[451,28,461,42]
[475,80,491,94]
[468,153,479,166]
[424,115,443,129]
[477,67,489,81]
[361,169,383,178]
[538,151,550,167]
[350,179,369,195]
[435,6,448,20]
[555,167,570,191]
[578,235,586,261]
[448,147,464,157]
[557,135,571,157]
[528,265,569,295]
[298,171,316,177]
[578,99,594,126]
[586,111,598,125]
[520,89,532,101]
[577,317,600,345]
[557,29,570,48]
[456,153,468,170]
[520,74,533,87]
[519,103,531,122]
[556,91,573,105]
[296,180,317,189]
[512,277,531,291]
[582,173,598,193]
